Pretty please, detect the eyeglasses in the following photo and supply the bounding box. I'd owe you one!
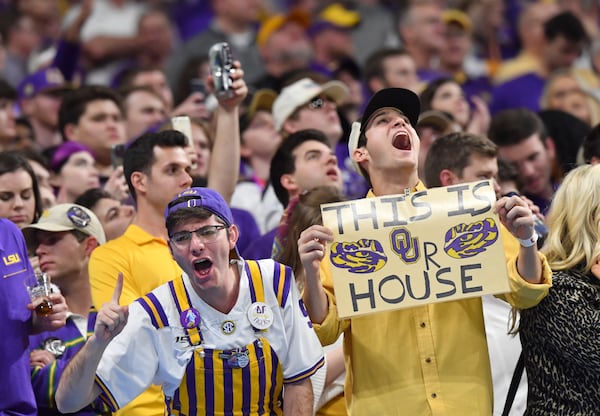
[169,225,227,247]
[306,96,332,110]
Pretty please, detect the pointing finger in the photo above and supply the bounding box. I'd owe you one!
[112,272,124,304]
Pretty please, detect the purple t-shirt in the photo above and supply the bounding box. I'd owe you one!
[0,218,36,415]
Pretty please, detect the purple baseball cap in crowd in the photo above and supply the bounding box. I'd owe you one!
[165,187,233,227]
[50,141,95,173]
[18,67,72,100]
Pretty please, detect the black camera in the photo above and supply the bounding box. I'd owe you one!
[208,42,234,98]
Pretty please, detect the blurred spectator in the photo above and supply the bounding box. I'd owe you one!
[231,89,283,234]
[254,9,313,91]
[494,1,559,84]
[0,8,42,86]
[363,47,421,94]
[19,146,55,209]
[75,187,135,241]
[333,56,364,124]
[439,9,494,104]
[308,3,359,78]
[350,0,400,67]
[16,0,61,46]
[419,77,490,136]
[165,0,265,91]
[18,67,73,150]
[0,77,18,150]
[173,54,214,115]
[120,65,208,120]
[496,156,523,198]
[580,121,600,164]
[488,108,557,215]
[58,85,126,178]
[120,84,167,140]
[0,150,42,228]
[539,68,600,127]
[538,109,590,178]
[491,11,588,114]
[397,0,445,82]
[415,109,458,181]
[48,141,100,204]
[61,0,147,85]
[187,118,212,181]
[134,8,175,70]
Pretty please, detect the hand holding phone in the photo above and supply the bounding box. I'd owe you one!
[208,42,235,98]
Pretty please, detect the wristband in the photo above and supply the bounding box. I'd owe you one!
[517,231,538,248]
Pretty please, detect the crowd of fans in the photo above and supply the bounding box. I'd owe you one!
[2,0,600,415]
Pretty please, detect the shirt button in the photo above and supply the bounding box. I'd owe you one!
[425,357,432,363]
[420,322,426,328]
[431,393,437,399]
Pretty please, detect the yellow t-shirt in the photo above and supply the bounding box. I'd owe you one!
[89,224,182,416]
[313,185,552,415]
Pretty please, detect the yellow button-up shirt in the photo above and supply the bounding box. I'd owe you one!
[313,184,552,415]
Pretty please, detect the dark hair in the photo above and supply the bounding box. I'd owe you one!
[582,123,600,163]
[116,65,165,91]
[424,132,498,188]
[363,47,411,86]
[58,85,123,141]
[74,187,113,210]
[0,151,43,223]
[544,11,588,43]
[123,130,188,201]
[119,84,164,116]
[0,78,17,100]
[270,129,330,207]
[488,108,547,147]
[497,157,522,189]
[419,77,455,113]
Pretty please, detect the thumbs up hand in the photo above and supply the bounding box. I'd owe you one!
[95,272,129,344]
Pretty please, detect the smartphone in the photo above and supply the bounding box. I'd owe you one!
[208,42,234,98]
[111,144,126,169]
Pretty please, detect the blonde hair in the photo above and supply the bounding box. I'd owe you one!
[542,164,600,272]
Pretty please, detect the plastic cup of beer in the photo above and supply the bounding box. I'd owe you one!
[25,272,53,316]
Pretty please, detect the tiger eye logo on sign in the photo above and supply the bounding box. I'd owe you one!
[321,181,510,318]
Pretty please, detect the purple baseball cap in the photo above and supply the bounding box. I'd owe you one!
[50,141,95,173]
[165,187,233,227]
[18,67,73,100]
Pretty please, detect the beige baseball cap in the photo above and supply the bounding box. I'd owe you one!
[272,77,349,131]
[22,204,106,249]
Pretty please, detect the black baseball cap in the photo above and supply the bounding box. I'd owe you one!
[360,88,421,134]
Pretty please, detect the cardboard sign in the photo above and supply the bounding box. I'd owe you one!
[321,181,510,319]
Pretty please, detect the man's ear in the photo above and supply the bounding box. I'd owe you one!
[83,237,99,257]
[545,136,556,162]
[280,173,298,195]
[282,119,300,135]
[228,224,239,249]
[439,169,458,186]
[130,171,146,195]
[64,123,78,142]
[367,77,385,95]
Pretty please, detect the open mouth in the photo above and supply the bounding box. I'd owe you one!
[392,131,411,151]
[193,258,213,275]
[326,167,339,179]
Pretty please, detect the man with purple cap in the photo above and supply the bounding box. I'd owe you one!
[297,88,553,414]
[18,67,72,151]
[56,187,324,416]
